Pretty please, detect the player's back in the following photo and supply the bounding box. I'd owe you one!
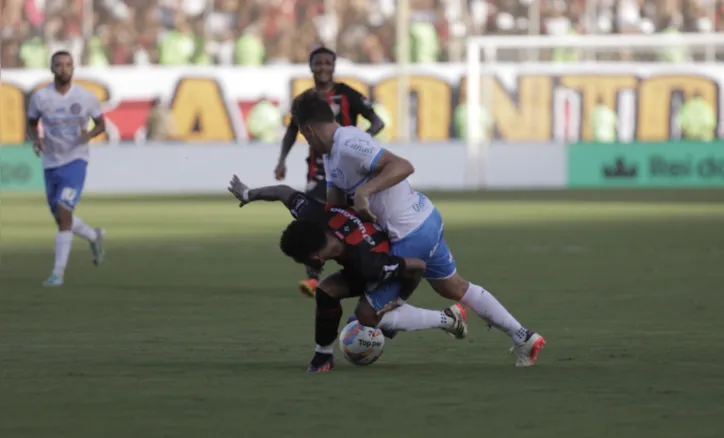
[324,126,435,242]
[29,84,98,169]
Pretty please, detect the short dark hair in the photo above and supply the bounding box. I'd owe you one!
[280,220,328,264]
[292,90,335,126]
[309,46,336,66]
[51,50,72,64]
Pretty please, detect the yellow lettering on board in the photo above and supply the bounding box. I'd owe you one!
[374,75,451,141]
[0,83,26,144]
[637,75,718,141]
[559,75,637,141]
[487,75,552,141]
[171,78,234,141]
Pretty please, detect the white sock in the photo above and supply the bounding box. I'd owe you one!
[460,283,529,344]
[378,304,452,332]
[315,343,334,354]
[72,216,98,242]
[52,231,74,277]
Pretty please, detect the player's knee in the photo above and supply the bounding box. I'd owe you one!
[354,300,381,327]
[55,206,73,231]
[315,288,341,311]
[429,273,469,301]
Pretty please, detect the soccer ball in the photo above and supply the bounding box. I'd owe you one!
[338,320,385,366]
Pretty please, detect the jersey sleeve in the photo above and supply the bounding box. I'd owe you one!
[27,92,40,121]
[86,92,103,119]
[286,192,327,222]
[338,132,386,173]
[343,85,376,120]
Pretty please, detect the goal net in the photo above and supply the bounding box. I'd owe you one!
[464,33,724,186]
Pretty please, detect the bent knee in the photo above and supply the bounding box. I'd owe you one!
[429,273,469,301]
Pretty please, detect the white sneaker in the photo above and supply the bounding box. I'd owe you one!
[510,331,546,367]
[42,273,64,287]
[90,228,105,266]
[442,303,469,339]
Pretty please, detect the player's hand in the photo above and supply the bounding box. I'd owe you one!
[274,161,287,181]
[32,140,43,156]
[353,189,377,222]
[227,174,250,207]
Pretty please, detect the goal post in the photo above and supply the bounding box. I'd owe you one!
[464,33,724,187]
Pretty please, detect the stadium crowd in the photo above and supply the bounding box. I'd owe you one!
[1,0,722,68]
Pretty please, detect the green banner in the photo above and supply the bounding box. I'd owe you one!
[0,144,45,192]
[568,142,724,188]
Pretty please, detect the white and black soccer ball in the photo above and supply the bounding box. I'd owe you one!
[338,320,385,366]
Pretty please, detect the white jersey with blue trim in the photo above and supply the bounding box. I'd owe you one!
[323,126,435,241]
[27,84,102,170]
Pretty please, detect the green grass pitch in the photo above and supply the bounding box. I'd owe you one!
[1,190,723,438]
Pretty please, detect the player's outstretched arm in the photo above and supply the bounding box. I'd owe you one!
[227,175,299,207]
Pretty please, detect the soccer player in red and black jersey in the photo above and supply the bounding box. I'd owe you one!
[273,46,385,298]
[228,175,468,372]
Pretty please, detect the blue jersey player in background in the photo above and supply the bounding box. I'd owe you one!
[27,51,107,287]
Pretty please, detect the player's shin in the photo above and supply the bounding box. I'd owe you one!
[72,216,98,241]
[378,304,454,332]
[460,283,529,344]
[314,288,342,354]
[52,230,73,278]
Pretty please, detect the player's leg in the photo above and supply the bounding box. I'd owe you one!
[424,231,545,367]
[392,208,544,365]
[60,159,104,265]
[308,270,359,372]
[43,160,100,286]
[298,180,327,297]
[359,282,468,338]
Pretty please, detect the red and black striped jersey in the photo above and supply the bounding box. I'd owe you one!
[285,191,404,283]
[290,83,376,183]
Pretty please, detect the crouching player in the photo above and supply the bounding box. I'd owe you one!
[228,175,467,372]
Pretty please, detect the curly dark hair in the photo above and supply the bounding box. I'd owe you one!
[279,220,328,265]
[291,89,335,126]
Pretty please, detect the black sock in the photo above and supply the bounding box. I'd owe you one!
[315,288,342,348]
[306,266,320,281]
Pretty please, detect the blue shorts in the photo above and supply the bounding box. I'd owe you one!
[44,159,87,214]
[364,208,457,311]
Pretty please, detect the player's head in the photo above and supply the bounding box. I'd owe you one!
[309,46,336,85]
[50,51,74,85]
[280,220,337,269]
[292,89,336,153]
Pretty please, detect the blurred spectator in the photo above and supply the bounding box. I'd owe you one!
[678,92,716,141]
[146,98,179,141]
[3,0,724,67]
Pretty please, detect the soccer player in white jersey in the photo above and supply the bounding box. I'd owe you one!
[290,90,546,367]
[27,51,107,287]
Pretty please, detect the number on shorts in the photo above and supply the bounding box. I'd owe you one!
[60,187,78,204]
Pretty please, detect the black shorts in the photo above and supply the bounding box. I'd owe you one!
[305,179,327,203]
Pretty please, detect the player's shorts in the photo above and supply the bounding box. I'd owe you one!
[305,179,327,203]
[44,159,87,214]
[339,269,405,313]
[391,208,457,280]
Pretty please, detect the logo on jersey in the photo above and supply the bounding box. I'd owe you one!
[70,103,82,115]
[330,167,345,183]
[344,139,374,156]
[290,196,308,218]
[330,207,376,246]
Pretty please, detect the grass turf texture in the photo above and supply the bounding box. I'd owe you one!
[1,190,723,438]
